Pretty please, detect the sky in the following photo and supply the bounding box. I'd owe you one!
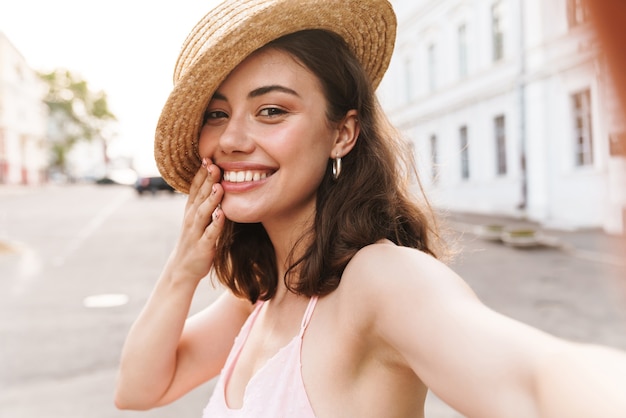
[0,0,221,174]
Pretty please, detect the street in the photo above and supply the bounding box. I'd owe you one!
[1,184,625,417]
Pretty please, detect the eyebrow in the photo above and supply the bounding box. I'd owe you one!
[248,85,300,99]
[211,85,300,101]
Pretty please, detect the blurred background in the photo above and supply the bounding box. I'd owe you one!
[1,0,625,417]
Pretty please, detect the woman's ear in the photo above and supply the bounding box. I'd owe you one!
[331,109,360,158]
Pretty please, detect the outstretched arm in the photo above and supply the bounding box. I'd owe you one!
[533,342,626,417]
[350,243,626,417]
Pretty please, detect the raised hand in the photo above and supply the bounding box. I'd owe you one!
[168,158,225,283]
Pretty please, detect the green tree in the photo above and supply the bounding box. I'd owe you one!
[39,69,116,174]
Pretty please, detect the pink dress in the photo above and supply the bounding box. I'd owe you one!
[203,297,319,417]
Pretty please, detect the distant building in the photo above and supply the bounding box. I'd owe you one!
[379,0,626,234]
[0,31,48,185]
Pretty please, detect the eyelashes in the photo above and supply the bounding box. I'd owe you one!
[203,107,288,125]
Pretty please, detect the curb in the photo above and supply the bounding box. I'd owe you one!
[453,222,564,249]
[450,221,626,267]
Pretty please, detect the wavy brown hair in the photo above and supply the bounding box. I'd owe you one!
[213,30,444,303]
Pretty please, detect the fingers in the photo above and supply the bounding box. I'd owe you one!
[203,204,225,241]
[187,158,208,201]
[194,181,223,231]
[187,158,221,211]
[183,157,224,241]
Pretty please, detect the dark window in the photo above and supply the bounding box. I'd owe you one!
[494,115,507,175]
[491,1,504,61]
[458,24,468,78]
[572,89,593,166]
[460,126,470,179]
[430,134,439,183]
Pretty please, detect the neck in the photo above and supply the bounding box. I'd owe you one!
[263,211,315,281]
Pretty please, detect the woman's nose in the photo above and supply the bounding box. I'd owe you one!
[217,115,255,154]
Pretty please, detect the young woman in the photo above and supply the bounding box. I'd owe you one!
[115,0,626,416]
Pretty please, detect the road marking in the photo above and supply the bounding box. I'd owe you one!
[83,293,129,308]
[52,190,131,267]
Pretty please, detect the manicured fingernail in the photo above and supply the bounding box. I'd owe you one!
[201,158,208,168]
[212,208,221,221]
[212,184,217,195]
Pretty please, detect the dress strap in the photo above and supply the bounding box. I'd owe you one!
[299,296,318,337]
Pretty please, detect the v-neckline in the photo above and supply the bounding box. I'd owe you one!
[225,333,301,410]
[223,301,304,410]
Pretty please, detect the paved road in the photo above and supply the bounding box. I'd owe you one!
[1,184,625,417]
[0,184,219,418]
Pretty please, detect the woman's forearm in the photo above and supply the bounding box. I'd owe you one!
[114,263,200,410]
[535,342,626,418]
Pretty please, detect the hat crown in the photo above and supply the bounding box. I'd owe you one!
[174,0,396,88]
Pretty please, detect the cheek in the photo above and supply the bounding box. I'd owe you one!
[198,126,217,157]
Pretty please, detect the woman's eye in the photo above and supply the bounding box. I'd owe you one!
[203,110,228,123]
[259,107,287,117]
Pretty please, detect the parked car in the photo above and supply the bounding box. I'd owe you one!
[134,176,176,195]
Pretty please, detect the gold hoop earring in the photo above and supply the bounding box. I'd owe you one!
[332,155,342,180]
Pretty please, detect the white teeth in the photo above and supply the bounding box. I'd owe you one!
[224,170,270,183]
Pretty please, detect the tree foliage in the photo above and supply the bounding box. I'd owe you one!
[39,69,116,171]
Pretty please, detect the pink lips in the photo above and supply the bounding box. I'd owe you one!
[217,162,275,193]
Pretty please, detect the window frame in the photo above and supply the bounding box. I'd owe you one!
[460,126,470,180]
[491,1,504,62]
[494,115,507,176]
[458,23,468,78]
[567,0,590,28]
[571,89,594,167]
[430,134,439,184]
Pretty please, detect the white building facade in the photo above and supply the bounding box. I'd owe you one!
[0,32,48,185]
[379,0,626,234]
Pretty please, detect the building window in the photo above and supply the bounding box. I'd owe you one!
[460,126,470,179]
[404,58,413,103]
[567,0,589,28]
[428,43,437,92]
[458,24,468,78]
[572,89,594,166]
[491,1,504,61]
[494,115,507,175]
[430,134,438,183]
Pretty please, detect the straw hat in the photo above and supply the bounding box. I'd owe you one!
[155,0,397,193]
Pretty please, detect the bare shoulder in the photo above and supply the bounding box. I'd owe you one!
[334,241,478,328]
[342,241,472,297]
[347,240,440,273]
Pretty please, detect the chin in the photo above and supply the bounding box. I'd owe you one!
[221,202,261,224]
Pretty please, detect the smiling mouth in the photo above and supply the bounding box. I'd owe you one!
[222,170,273,183]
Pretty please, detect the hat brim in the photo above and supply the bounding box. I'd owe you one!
[155,0,396,193]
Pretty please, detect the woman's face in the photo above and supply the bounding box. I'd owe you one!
[199,48,339,226]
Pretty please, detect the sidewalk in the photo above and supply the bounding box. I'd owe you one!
[444,211,626,268]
